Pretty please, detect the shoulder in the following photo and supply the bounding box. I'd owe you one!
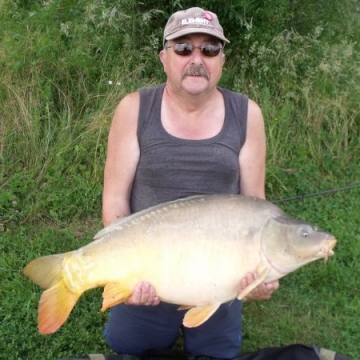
[116,91,140,112]
[239,98,265,156]
[107,91,140,142]
[247,98,262,117]
[247,98,264,131]
[113,91,140,122]
[217,88,263,125]
[238,98,266,198]
[218,88,248,126]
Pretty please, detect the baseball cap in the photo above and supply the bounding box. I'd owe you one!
[163,7,230,46]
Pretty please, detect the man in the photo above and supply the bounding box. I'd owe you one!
[102,7,279,359]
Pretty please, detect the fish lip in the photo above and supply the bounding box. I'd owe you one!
[323,238,337,262]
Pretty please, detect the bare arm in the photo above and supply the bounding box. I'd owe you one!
[102,92,141,227]
[239,99,266,200]
[102,91,160,306]
[238,99,279,300]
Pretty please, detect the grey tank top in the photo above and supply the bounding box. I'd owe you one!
[130,83,248,213]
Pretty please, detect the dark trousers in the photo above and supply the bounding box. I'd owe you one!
[104,300,242,359]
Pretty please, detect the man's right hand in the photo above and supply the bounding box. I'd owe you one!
[125,281,160,306]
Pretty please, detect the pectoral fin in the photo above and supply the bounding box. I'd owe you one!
[237,263,269,300]
[183,302,221,328]
[101,283,133,312]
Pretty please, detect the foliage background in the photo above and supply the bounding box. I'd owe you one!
[0,0,359,359]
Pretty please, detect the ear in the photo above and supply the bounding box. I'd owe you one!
[222,52,226,65]
[159,50,167,72]
[159,50,166,64]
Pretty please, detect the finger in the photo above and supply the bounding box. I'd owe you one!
[139,282,151,304]
[239,272,257,292]
[144,284,161,306]
[125,281,144,305]
[138,282,160,306]
[265,280,279,291]
[141,283,159,306]
[239,273,257,301]
[243,280,278,301]
[246,272,257,282]
[149,283,156,297]
[151,296,161,306]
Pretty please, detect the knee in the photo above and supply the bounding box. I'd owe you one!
[184,301,242,358]
[103,303,182,355]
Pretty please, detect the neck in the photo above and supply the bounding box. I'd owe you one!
[161,82,225,140]
[164,82,219,113]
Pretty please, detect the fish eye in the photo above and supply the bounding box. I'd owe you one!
[299,225,313,238]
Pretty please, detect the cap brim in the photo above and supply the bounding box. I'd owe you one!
[165,28,230,44]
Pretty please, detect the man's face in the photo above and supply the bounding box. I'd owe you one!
[160,33,225,96]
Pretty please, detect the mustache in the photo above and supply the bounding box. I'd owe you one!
[181,65,209,80]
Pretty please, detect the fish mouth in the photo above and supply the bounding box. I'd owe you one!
[322,238,337,262]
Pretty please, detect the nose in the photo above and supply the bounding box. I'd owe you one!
[189,47,203,64]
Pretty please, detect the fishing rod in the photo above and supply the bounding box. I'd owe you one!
[272,184,360,203]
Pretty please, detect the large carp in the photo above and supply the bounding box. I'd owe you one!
[24,194,336,335]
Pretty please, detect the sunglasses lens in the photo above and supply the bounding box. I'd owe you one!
[201,45,221,57]
[170,44,222,57]
[173,44,193,56]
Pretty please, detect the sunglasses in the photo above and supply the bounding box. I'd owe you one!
[165,43,223,57]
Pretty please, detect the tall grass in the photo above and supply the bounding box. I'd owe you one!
[0,0,163,224]
[226,25,360,198]
[1,0,359,222]
[0,0,360,358]
[231,26,360,159]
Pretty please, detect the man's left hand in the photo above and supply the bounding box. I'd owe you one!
[239,272,279,301]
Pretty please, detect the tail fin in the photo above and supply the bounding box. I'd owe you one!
[24,254,67,289]
[38,280,80,334]
[24,253,80,334]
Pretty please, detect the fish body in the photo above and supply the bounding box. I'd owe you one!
[24,194,336,334]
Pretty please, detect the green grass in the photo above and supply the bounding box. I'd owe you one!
[0,225,110,359]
